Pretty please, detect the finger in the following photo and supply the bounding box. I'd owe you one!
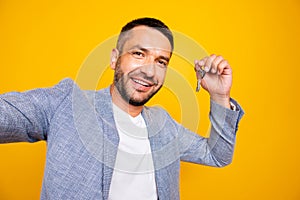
[198,56,208,68]
[194,57,207,71]
[217,59,231,75]
[194,60,205,79]
[211,55,224,74]
[194,60,201,71]
[204,54,217,72]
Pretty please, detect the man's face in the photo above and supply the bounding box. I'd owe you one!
[112,26,172,106]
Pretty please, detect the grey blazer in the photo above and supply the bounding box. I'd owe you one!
[0,78,244,199]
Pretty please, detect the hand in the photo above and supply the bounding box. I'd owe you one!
[194,54,232,108]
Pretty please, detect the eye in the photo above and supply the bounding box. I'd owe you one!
[157,59,168,68]
[131,50,145,58]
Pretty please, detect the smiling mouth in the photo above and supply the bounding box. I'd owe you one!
[131,78,157,87]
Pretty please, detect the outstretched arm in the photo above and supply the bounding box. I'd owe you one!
[0,79,73,143]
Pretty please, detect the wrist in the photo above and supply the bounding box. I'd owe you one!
[210,94,231,109]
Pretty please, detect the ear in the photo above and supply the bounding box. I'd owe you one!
[110,48,119,70]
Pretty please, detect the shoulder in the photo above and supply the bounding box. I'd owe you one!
[54,78,110,100]
[143,105,169,117]
[142,105,179,127]
[53,78,76,91]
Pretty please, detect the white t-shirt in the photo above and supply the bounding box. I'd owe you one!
[108,104,157,200]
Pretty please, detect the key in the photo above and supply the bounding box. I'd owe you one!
[196,67,206,92]
[196,78,201,92]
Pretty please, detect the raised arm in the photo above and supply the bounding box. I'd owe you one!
[179,98,244,167]
[179,54,244,166]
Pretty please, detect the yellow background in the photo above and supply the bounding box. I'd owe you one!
[0,0,299,199]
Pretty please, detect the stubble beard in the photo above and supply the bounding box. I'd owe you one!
[113,60,162,106]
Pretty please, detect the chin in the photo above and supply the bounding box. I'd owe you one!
[130,87,161,106]
[129,95,150,106]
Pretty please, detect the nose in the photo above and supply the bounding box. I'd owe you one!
[140,56,156,77]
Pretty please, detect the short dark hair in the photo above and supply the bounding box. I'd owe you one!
[116,17,174,54]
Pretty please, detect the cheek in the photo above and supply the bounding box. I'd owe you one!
[156,68,167,83]
[118,56,142,73]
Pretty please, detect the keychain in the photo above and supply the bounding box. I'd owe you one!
[196,67,206,92]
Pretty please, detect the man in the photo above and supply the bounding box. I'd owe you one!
[0,18,244,199]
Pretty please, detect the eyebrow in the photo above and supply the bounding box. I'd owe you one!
[130,45,171,62]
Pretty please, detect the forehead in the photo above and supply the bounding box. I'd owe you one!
[122,26,172,53]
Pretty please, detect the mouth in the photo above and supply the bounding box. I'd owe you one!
[131,77,157,87]
[130,77,158,93]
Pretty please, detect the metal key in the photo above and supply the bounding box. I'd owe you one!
[196,67,206,92]
[196,78,201,92]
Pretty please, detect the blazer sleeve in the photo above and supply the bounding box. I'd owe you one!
[179,98,244,167]
[0,78,74,143]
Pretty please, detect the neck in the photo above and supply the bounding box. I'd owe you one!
[110,84,143,117]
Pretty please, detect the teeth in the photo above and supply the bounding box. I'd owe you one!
[133,79,150,87]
